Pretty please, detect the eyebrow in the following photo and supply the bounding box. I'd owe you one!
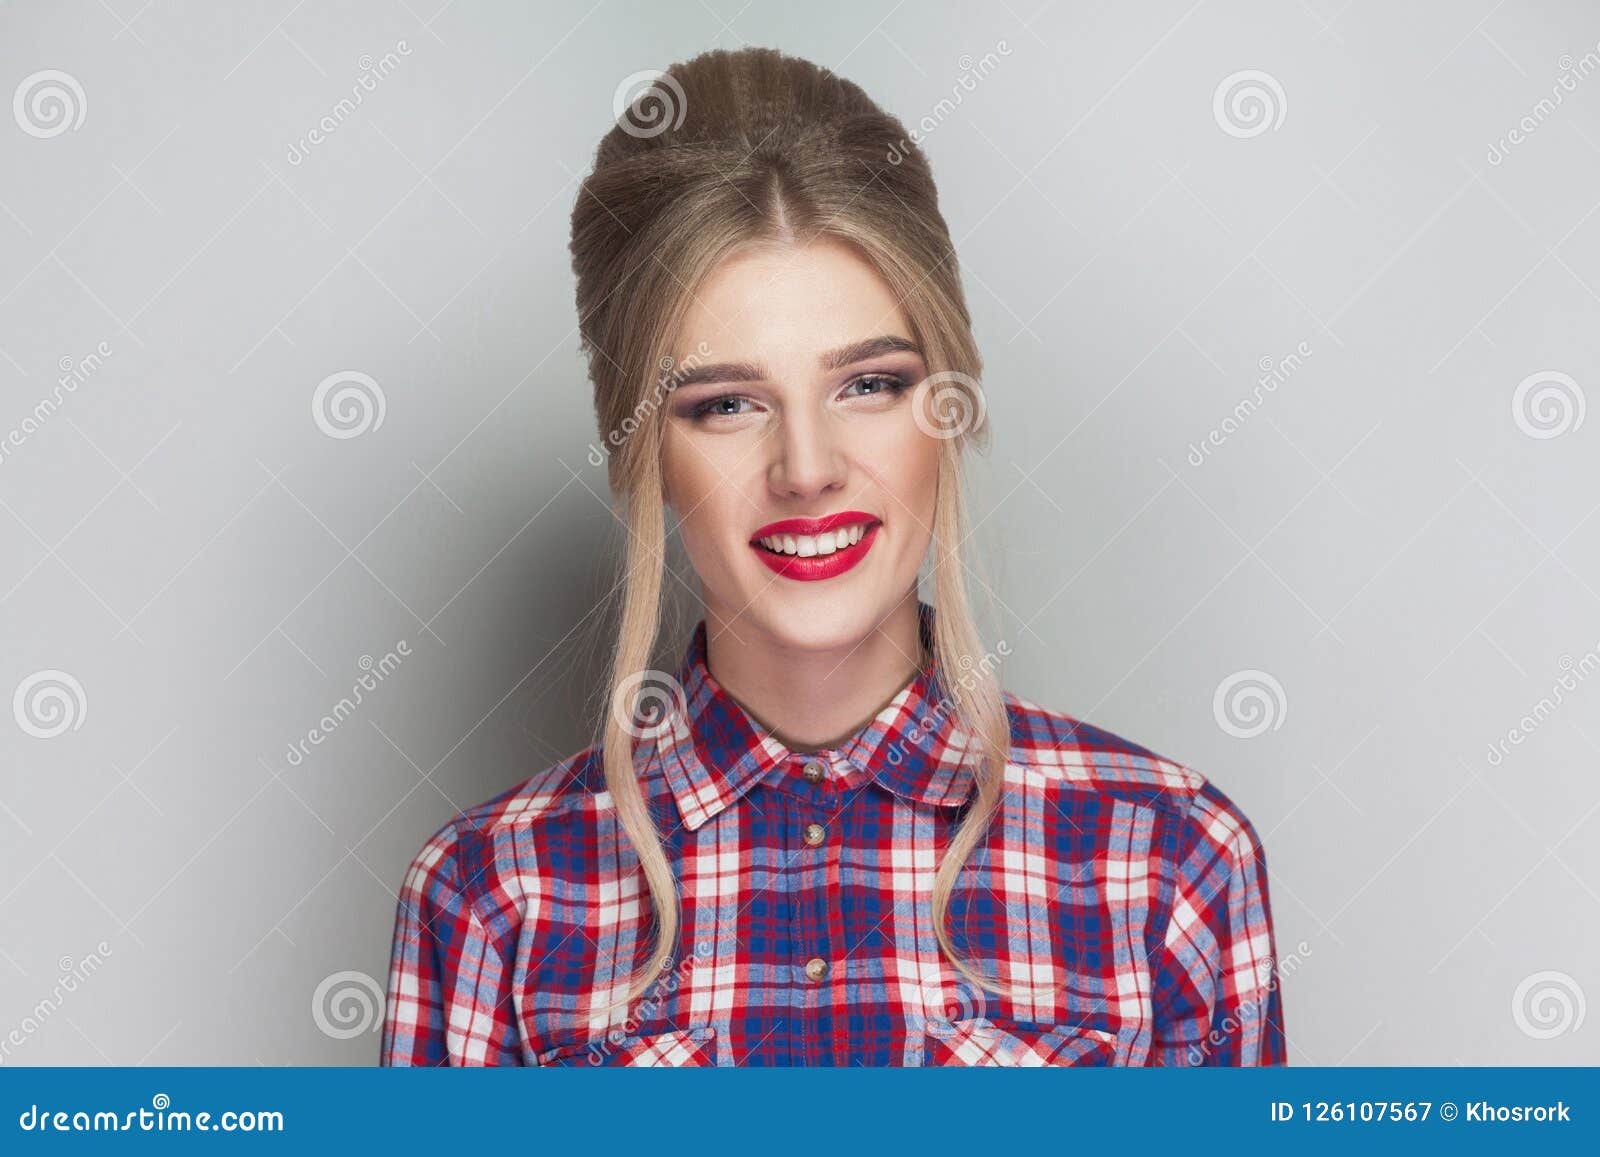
[669,334,922,389]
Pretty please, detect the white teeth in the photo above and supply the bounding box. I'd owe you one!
[756,523,874,556]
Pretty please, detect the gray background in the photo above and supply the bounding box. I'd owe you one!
[2,0,1597,1066]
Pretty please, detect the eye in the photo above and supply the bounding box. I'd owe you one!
[689,394,757,420]
[840,373,909,400]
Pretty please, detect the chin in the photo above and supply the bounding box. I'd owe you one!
[733,564,916,656]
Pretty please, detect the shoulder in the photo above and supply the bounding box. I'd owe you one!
[1001,690,1267,862]
[394,743,612,900]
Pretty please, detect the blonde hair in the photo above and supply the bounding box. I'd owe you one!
[570,46,1016,1012]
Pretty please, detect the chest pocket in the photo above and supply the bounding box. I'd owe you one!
[923,1016,1122,1066]
[537,1026,719,1067]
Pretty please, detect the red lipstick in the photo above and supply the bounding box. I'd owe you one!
[749,511,881,581]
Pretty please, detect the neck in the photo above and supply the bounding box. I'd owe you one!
[703,591,925,751]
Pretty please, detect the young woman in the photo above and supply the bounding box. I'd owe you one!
[380,46,1286,1067]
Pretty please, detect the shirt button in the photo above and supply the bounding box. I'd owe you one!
[802,760,825,783]
[803,822,827,846]
[804,957,830,982]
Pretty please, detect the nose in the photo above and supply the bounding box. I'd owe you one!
[767,408,847,501]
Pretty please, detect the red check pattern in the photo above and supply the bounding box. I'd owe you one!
[380,605,1288,1066]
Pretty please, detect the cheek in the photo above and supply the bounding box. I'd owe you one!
[873,425,940,516]
[662,440,744,565]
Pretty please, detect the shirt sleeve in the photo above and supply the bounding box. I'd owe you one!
[1148,781,1287,1066]
[379,824,523,1065]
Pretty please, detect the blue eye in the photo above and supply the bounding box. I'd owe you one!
[841,374,909,399]
[692,394,755,419]
[688,376,915,425]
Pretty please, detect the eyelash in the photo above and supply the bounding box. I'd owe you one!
[687,374,911,421]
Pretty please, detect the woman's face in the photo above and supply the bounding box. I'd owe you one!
[661,237,940,655]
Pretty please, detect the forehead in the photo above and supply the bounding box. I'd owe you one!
[677,237,911,365]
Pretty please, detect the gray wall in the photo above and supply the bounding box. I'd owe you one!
[2,0,1597,1066]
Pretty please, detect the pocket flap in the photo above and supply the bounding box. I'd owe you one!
[538,1026,717,1067]
[925,1016,1120,1066]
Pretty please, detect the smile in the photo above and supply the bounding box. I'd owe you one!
[749,511,881,581]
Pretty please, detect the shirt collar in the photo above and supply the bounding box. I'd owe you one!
[653,602,978,831]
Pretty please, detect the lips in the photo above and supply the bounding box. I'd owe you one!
[749,511,881,581]
[752,512,883,544]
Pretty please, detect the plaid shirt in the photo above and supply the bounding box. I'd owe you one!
[380,605,1287,1066]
